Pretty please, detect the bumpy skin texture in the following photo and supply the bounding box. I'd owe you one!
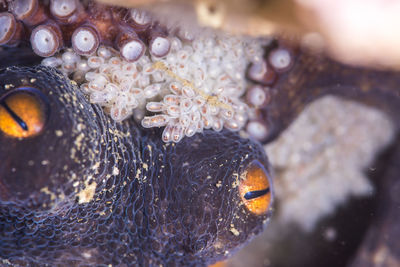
[0,65,271,266]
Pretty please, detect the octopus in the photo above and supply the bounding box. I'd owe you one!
[0,0,399,266]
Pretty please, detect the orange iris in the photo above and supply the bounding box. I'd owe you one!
[0,90,46,138]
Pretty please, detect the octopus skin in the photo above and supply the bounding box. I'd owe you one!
[0,0,400,266]
[0,64,272,266]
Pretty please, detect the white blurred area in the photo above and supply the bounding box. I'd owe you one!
[266,96,394,231]
[97,0,400,69]
[297,0,400,69]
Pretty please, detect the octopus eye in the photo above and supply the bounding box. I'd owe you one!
[0,87,49,138]
[238,160,273,215]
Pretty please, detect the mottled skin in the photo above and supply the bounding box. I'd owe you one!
[0,57,271,266]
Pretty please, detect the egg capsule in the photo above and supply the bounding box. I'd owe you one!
[0,88,49,138]
[238,160,273,215]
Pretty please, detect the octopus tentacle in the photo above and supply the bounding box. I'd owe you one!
[148,29,170,58]
[30,21,63,57]
[260,49,400,143]
[0,12,23,46]
[9,0,48,26]
[50,0,87,25]
[71,24,100,55]
[115,26,145,62]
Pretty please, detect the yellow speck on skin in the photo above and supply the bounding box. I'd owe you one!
[112,166,119,176]
[232,172,239,188]
[40,187,56,201]
[4,84,14,90]
[230,227,240,236]
[74,133,85,148]
[70,147,76,159]
[82,251,91,259]
[55,130,63,137]
[142,163,148,171]
[1,259,12,265]
[91,162,100,170]
[135,168,142,179]
[70,80,78,87]
[213,240,223,250]
[216,180,222,188]
[76,123,86,131]
[77,181,97,204]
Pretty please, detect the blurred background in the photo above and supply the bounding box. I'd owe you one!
[98,0,400,70]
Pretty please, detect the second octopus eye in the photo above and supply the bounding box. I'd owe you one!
[0,87,49,138]
[238,160,273,215]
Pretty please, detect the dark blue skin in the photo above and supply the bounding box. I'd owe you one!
[0,59,272,266]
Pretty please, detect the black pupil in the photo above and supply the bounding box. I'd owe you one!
[244,188,270,200]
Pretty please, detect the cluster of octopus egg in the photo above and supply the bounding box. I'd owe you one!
[43,30,264,143]
[0,0,294,143]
